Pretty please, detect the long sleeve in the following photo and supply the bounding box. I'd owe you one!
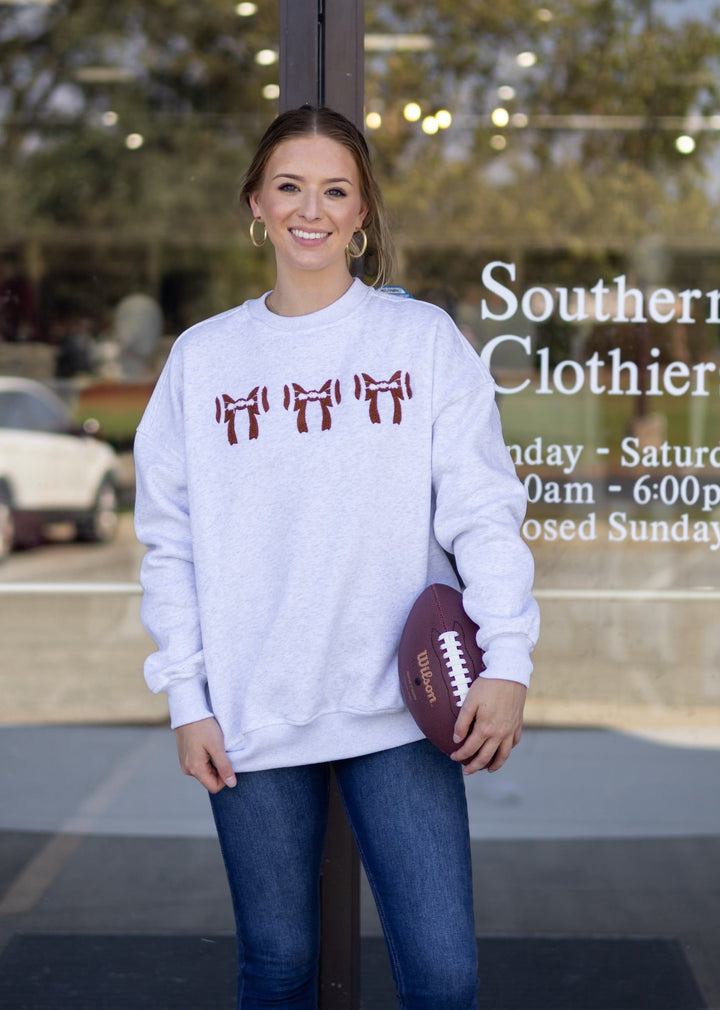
[431,326,539,687]
[134,364,213,728]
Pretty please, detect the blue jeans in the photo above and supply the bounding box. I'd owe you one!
[209,739,478,1010]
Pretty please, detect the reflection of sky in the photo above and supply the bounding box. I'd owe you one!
[478,1,720,197]
[654,0,717,24]
[0,5,44,40]
[4,0,720,193]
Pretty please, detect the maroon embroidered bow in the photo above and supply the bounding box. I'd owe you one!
[354,371,412,424]
[215,387,269,442]
[284,379,340,433]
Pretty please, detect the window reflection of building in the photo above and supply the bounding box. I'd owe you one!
[0,257,36,344]
[0,0,719,734]
[0,7,718,1008]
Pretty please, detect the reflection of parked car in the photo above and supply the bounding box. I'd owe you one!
[0,377,119,560]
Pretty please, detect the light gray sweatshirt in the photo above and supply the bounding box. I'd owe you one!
[134,279,539,772]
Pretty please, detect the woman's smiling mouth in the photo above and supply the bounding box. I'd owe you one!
[290,228,330,241]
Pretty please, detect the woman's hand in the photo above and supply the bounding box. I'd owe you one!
[175,717,237,793]
[451,679,526,775]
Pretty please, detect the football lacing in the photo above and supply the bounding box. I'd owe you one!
[437,630,473,707]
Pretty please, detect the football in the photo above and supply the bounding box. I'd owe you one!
[398,583,485,756]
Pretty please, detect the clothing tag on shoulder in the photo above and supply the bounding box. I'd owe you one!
[380,285,414,299]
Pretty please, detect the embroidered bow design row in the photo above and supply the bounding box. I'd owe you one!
[283,379,341,434]
[215,372,412,442]
[215,388,270,443]
[354,371,413,426]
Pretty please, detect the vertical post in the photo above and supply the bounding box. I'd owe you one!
[279,0,365,126]
[318,771,361,1009]
[322,0,365,127]
[278,4,365,1009]
[279,0,322,110]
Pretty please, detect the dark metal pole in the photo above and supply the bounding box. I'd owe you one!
[318,775,361,1009]
[278,4,365,1008]
[279,0,364,126]
[279,0,322,110]
[322,0,365,126]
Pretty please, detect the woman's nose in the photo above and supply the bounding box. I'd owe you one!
[299,190,321,219]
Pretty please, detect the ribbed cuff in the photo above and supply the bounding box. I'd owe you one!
[167,677,214,729]
[479,634,533,688]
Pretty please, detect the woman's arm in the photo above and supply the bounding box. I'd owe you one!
[134,430,214,728]
[431,335,540,773]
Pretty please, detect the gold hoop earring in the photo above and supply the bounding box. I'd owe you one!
[347,227,367,259]
[249,219,267,248]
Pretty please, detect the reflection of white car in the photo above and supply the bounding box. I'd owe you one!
[0,377,119,560]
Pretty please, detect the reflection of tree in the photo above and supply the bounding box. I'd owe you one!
[2,0,720,326]
[4,0,720,246]
[365,0,720,248]
[0,0,278,239]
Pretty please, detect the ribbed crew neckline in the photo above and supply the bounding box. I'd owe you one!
[245,277,372,331]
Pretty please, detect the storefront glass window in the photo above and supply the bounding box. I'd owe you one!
[1,3,718,1005]
[0,0,277,395]
[1,0,718,763]
[365,0,720,733]
[0,0,278,713]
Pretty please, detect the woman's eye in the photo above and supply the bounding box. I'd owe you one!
[327,188,347,198]
[278,182,298,192]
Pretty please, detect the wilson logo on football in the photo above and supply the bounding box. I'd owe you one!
[415,649,438,706]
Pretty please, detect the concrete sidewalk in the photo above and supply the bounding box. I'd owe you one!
[0,725,718,1006]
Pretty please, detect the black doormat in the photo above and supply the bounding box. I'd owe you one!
[0,933,707,1010]
[364,935,708,1010]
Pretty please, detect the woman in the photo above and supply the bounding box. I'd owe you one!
[134,105,539,1010]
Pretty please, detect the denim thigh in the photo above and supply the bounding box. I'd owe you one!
[335,739,478,1010]
[209,762,330,1010]
[209,740,477,1010]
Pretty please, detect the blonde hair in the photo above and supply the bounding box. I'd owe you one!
[239,105,394,287]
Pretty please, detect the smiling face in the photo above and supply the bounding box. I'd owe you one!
[249,135,368,295]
